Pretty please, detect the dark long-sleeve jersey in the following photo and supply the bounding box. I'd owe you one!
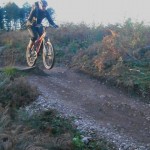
[28,8,55,26]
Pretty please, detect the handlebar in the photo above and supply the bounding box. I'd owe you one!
[35,24,59,29]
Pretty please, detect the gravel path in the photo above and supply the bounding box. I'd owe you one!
[26,66,150,150]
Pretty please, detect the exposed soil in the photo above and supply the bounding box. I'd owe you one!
[26,66,150,150]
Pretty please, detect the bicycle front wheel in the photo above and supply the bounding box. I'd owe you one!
[42,41,55,69]
[26,45,37,67]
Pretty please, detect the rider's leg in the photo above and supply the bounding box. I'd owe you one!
[37,27,48,43]
[36,26,44,56]
[27,39,34,50]
[44,36,49,43]
[27,26,38,50]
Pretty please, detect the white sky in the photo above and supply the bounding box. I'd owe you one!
[0,0,150,25]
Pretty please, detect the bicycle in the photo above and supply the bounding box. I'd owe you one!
[26,25,55,69]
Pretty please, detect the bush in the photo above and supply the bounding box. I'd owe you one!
[0,74,39,108]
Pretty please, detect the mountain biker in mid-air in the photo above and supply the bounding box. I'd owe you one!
[26,0,58,52]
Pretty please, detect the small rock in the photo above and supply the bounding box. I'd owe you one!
[100,95,106,99]
[81,137,92,144]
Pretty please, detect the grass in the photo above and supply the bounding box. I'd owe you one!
[0,67,39,108]
[2,66,18,76]
[0,67,117,150]
[16,109,117,150]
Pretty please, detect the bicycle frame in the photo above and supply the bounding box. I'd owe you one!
[34,27,46,55]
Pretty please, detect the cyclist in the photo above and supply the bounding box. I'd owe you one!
[26,0,58,51]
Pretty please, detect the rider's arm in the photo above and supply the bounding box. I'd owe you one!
[28,9,35,22]
[45,11,57,26]
[26,8,38,27]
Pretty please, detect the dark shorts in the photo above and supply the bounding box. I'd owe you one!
[28,26,43,42]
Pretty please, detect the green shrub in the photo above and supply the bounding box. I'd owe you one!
[0,76,39,108]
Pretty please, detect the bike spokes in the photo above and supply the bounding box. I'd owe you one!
[26,46,37,67]
[42,42,55,69]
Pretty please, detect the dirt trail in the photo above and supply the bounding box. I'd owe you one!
[27,66,150,150]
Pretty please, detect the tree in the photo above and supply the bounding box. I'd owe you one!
[1,2,54,31]
[0,7,4,30]
[19,2,31,30]
[4,2,20,30]
[22,2,31,20]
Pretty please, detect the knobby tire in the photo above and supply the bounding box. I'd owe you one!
[42,41,55,69]
[26,45,37,67]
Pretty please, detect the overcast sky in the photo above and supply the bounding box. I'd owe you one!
[0,0,150,25]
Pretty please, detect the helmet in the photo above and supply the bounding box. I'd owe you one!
[40,0,48,7]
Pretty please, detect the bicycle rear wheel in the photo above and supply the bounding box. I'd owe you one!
[26,45,37,67]
[42,41,55,69]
